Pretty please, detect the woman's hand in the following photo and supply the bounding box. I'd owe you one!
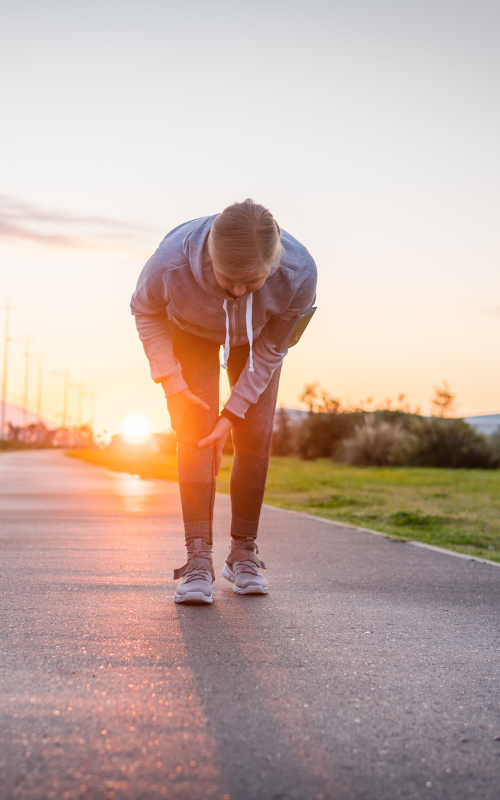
[167,389,210,434]
[169,388,210,414]
[198,416,234,476]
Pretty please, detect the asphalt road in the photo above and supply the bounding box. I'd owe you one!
[1,450,499,800]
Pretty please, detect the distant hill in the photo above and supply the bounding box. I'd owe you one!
[463,414,500,436]
[0,402,54,428]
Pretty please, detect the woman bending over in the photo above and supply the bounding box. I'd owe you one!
[131,199,317,604]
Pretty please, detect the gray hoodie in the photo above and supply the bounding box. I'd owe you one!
[130,215,317,420]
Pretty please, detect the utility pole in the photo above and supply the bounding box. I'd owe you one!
[77,383,84,426]
[1,300,12,439]
[53,370,70,428]
[85,390,96,432]
[23,336,32,427]
[70,381,84,426]
[36,352,45,423]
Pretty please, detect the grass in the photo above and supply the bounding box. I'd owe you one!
[67,449,500,564]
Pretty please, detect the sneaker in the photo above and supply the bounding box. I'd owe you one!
[174,539,215,604]
[222,539,268,595]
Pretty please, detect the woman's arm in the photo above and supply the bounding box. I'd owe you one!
[223,266,317,421]
[130,263,188,397]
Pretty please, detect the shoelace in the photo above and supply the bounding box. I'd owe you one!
[233,558,261,576]
[174,542,213,582]
[183,566,212,584]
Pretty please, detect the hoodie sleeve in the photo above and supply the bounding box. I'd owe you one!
[130,258,188,397]
[223,263,317,420]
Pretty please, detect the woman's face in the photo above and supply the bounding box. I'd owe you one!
[207,231,270,297]
[212,267,268,297]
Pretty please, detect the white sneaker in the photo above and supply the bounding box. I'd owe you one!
[174,539,214,604]
[222,539,268,595]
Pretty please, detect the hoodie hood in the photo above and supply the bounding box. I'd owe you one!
[182,213,282,300]
[182,215,223,297]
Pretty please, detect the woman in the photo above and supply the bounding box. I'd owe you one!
[131,200,317,603]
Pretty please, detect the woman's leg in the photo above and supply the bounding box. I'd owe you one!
[227,345,281,543]
[167,328,220,548]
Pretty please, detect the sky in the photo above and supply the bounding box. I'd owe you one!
[1,0,499,435]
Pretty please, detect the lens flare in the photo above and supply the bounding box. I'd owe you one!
[121,414,151,443]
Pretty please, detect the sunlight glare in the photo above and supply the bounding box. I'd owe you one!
[121,413,152,443]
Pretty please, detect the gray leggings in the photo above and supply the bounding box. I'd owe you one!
[167,326,280,548]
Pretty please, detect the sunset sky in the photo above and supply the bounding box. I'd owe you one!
[1,0,499,435]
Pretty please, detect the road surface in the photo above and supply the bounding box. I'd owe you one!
[0,450,499,800]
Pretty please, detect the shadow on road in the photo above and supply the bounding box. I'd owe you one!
[175,600,343,800]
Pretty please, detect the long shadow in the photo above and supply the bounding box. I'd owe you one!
[176,600,336,800]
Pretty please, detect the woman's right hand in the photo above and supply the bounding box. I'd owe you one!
[167,388,210,434]
[172,388,210,413]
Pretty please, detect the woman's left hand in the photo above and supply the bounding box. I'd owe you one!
[198,416,234,476]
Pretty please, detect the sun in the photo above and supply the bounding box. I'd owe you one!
[121,413,152,443]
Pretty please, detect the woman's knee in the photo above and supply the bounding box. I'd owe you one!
[232,424,273,457]
[177,407,218,444]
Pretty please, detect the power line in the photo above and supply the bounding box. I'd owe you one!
[2,299,93,435]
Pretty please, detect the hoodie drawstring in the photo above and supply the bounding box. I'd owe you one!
[221,295,254,373]
[246,293,254,373]
[222,299,230,370]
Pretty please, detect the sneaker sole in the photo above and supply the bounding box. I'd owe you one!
[174,591,213,604]
[233,584,269,595]
[222,564,268,595]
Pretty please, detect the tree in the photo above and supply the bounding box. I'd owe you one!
[431,381,456,418]
[409,417,498,469]
[342,415,410,466]
[299,383,341,414]
[271,408,293,456]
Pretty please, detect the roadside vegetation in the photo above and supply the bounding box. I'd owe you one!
[273,382,500,469]
[0,440,43,452]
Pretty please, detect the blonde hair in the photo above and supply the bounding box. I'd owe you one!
[209,199,282,280]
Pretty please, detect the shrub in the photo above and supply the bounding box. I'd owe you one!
[271,408,295,456]
[271,389,499,470]
[297,411,364,460]
[408,417,499,469]
[430,381,456,418]
[341,415,412,466]
[490,427,500,461]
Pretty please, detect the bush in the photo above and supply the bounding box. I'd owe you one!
[297,411,364,459]
[270,395,499,470]
[407,417,499,469]
[490,427,500,461]
[272,408,295,456]
[341,415,412,466]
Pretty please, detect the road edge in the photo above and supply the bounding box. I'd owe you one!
[261,502,500,569]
